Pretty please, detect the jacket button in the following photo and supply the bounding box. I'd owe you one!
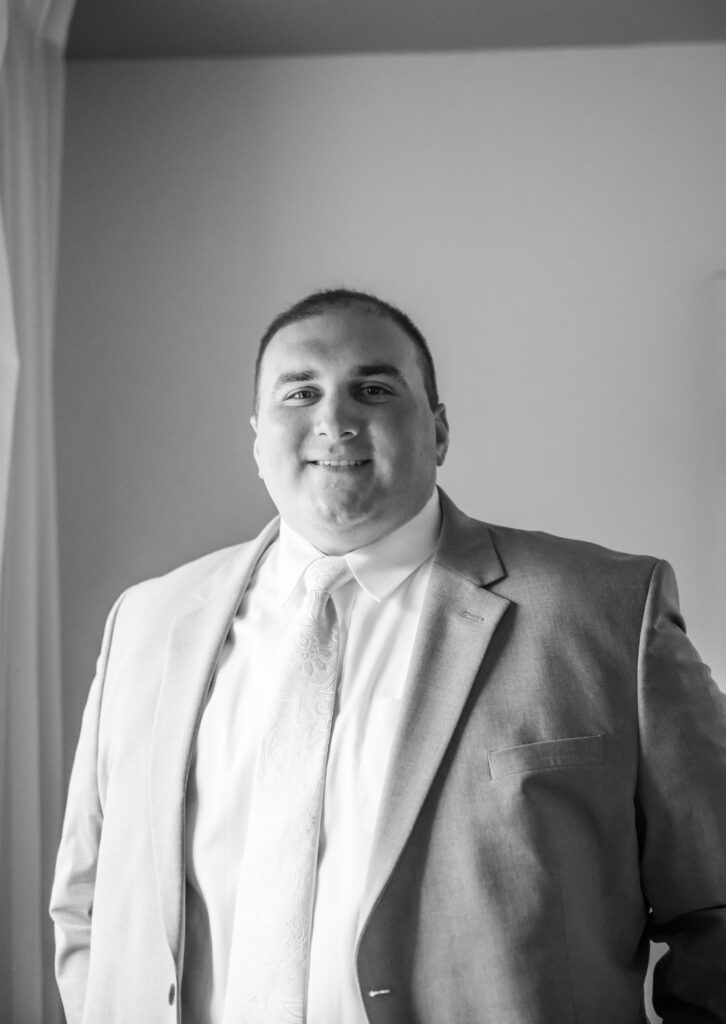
[168,983,176,1004]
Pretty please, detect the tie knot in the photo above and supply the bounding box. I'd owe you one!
[303,556,351,596]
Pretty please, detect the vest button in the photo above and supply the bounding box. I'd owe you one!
[168,983,176,1004]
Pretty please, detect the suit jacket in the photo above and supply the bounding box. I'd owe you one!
[50,490,726,1023]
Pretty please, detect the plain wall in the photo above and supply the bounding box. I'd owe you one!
[56,44,726,771]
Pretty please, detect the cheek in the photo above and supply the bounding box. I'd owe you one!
[257,421,306,473]
[391,416,434,459]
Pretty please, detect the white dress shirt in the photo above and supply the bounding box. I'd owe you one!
[182,490,441,1024]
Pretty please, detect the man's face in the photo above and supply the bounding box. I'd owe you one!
[251,309,449,554]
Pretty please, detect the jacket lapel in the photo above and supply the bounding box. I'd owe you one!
[148,519,279,968]
[147,494,509,965]
[359,492,510,932]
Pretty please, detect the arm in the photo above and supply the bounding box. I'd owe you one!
[49,594,125,1024]
[636,560,726,1021]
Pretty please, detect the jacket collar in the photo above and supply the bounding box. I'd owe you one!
[357,488,510,940]
[149,491,509,970]
[148,516,279,968]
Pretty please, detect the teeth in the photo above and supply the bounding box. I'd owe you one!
[315,460,366,467]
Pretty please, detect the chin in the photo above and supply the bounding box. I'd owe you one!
[319,505,371,531]
[302,502,375,542]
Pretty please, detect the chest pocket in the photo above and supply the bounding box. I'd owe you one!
[488,734,605,780]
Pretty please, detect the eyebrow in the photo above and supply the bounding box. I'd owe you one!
[272,363,409,391]
[352,363,408,386]
[272,370,317,390]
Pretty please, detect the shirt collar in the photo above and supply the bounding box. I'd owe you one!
[276,489,442,606]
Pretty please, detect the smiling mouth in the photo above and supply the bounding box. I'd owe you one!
[310,459,371,469]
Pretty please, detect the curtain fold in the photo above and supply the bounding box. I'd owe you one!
[0,0,75,1020]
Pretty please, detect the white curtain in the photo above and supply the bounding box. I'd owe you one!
[0,0,75,1020]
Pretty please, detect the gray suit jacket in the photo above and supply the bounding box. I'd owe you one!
[51,490,726,1023]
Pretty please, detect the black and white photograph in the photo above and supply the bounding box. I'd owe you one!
[1,2,725,1022]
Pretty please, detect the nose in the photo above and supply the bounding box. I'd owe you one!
[314,392,360,441]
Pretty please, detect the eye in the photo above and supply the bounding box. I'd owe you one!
[358,383,393,400]
[283,387,318,402]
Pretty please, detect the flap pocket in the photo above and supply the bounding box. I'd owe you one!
[488,734,605,780]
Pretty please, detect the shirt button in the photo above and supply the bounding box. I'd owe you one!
[168,983,176,1004]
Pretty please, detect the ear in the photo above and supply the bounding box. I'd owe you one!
[250,415,263,479]
[433,404,449,467]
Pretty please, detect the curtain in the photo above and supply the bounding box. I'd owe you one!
[0,0,75,1020]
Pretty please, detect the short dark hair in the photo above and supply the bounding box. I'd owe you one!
[253,288,439,412]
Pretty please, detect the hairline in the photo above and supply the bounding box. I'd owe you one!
[253,291,439,414]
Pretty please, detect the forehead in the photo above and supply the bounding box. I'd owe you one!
[259,309,423,384]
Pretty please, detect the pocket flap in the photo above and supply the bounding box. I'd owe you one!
[488,734,605,780]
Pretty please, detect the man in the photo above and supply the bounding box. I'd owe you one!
[51,288,726,1023]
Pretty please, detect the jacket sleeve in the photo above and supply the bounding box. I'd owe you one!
[49,593,125,1024]
[635,560,726,1021]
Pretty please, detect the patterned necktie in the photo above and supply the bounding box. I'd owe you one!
[222,556,352,1024]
